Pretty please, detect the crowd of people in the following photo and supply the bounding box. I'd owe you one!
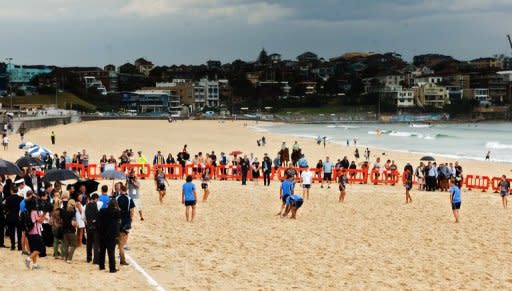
[3,136,510,274]
[0,171,136,272]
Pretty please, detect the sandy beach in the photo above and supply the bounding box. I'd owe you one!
[1,120,511,290]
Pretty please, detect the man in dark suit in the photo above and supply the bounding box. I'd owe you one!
[24,168,42,195]
[97,199,121,273]
[240,155,250,186]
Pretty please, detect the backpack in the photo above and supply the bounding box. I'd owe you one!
[20,210,35,232]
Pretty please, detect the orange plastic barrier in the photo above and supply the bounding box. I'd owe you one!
[310,168,323,183]
[120,163,151,179]
[346,169,369,184]
[153,164,183,180]
[215,165,241,180]
[465,175,490,192]
[66,163,86,178]
[87,163,102,180]
[276,167,301,182]
[491,177,512,193]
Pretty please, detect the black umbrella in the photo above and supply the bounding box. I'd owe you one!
[73,179,99,195]
[16,156,45,168]
[0,159,23,176]
[43,169,79,183]
[420,156,436,162]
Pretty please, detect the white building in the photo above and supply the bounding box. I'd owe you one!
[84,76,107,95]
[414,76,443,86]
[194,79,219,110]
[473,88,491,105]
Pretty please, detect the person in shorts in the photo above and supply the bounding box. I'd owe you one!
[321,157,333,189]
[300,167,313,200]
[404,169,413,204]
[282,195,304,219]
[25,199,45,270]
[154,169,169,204]
[338,172,348,203]
[182,175,198,222]
[498,175,510,209]
[449,178,462,223]
[201,173,210,202]
[277,175,294,216]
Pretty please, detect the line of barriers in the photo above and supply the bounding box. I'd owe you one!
[63,163,512,193]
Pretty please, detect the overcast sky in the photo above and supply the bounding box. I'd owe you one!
[1,0,512,67]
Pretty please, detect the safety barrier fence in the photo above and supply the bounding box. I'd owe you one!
[60,163,511,193]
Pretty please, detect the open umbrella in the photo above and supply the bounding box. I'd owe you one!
[16,156,45,168]
[101,169,126,180]
[230,150,243,156]
[73,179,99,195]
[18,142,34,150]
[28,145,52,159]
[420,156,436,162]
[43,169,79,183]
[0,159,23,176]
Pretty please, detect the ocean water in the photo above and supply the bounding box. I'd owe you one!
[251,122,512,163]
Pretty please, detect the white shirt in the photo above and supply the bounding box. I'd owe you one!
[301,171,313,185]
[18,185,32,199]
[2,136,8,144]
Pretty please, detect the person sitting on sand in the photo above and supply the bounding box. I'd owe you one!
[282,195,304,219]
[449,178,462,223]
[498,175,510,209]
[182,175,197,222]
[277,175,294,216]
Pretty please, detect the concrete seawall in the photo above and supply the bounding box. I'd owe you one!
[14,116,74,133]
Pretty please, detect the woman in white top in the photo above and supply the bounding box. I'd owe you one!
[75,200,86,247]
[2,134,8,150]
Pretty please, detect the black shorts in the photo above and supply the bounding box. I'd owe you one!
[323,173,332,181]
[201,183,208,189]
[158,184,166,191]
[339,184,345,192]
[451,202,461,210]
[28,234,44,253]
[303,184,311,189]
[185,200,196,206]
[293,200,304,209]
[405,183,412,191]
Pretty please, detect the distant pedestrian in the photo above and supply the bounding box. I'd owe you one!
[498,175,510,209]
[2,134,8,151]
[449,178,462,223]
[51,131,56,145]
[485,151,490,161]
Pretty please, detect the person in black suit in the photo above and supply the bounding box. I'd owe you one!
[240,155,250,186]
[24,168,42,194]
[97,198,121,273]
[0,187,5,248]
[5,186,23,250]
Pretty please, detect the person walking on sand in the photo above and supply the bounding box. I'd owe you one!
[24,199,45,270]
[321,156,333,189]
[155,168,169,204]
[404,169,413,204]
[182,175,197,222]
[485,151,491,161]
[201,173,210,202]
[449,178,462,223]
[277,174,294,216]
[2,134,8,151]
[498,175,510,209]
[50,131,56,145]
[338,171,348,203]
[300,167,313,200]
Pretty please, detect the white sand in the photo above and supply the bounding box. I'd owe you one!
[1,120,511,290]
